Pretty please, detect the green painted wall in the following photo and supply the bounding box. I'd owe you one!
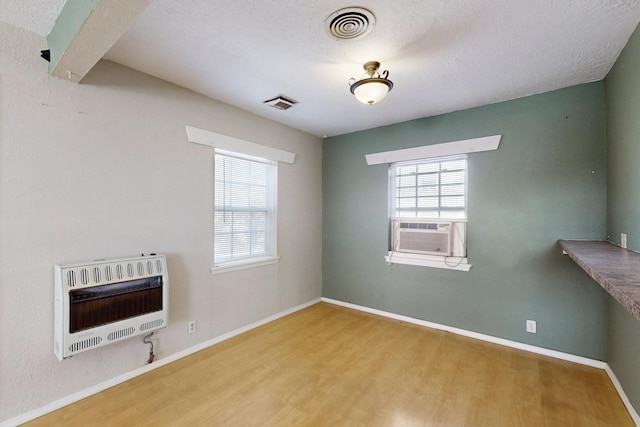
[323,83,608,359]
[608,301,640,410]
[605,22,640,411]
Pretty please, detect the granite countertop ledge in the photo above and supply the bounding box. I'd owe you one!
[558,239,640,321]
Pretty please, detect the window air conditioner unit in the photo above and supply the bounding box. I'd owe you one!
[394,221,453,256]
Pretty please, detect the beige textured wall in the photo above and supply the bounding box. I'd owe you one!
[0,22,322,422]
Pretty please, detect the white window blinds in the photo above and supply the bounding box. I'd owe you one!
[389,155,467,219]
[214,151,276,265]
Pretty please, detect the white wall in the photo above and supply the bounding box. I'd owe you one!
[0,22,322,422]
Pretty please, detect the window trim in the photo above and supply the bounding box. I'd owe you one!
[365,134,500,165]
[213,150,277,268]
[368,136,501,271]
[211,255,280,274]
[186,125,296,164]
[388,156,469,270]
[186,125,296,274]
[384,251,471,272]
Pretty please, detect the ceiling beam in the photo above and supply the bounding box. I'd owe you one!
[47,0,153,82]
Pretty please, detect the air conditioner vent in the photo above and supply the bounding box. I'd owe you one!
[263,95,298,110]
[326,7,376,40]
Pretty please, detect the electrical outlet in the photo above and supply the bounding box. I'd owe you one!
[526,320,537,334]
[188,320,196,334]
[621,233,627,249]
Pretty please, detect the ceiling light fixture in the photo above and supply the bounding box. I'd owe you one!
[348,61,393,105]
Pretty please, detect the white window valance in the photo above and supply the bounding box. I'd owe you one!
[365,135,501,165]
[186,125,296,164]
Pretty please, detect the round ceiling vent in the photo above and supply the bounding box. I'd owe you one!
[326,7,376,40]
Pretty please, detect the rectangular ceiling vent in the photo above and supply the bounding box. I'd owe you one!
[263,95,298,110]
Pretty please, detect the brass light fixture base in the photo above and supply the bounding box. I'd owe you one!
[349,61,394,105]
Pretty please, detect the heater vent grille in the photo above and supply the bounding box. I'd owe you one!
[107,327,136,341]
[140,319,164,331]
[62,257,166,290]
[80,268,90,285]
[105,265,113,281]
[69,337,102,353]
[67,271,76,287]
[93,267,101,283]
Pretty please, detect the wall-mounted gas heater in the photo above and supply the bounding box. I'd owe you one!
[54,255,169,361]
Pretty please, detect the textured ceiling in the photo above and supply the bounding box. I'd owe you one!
[0,0,66,36]
[4,0,640,137]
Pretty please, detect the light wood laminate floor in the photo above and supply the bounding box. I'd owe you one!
[26,302,633,426]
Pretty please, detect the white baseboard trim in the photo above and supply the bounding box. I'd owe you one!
[7,297,637,427]
[322,297,605,367]
[605,364,640,426]
[322,297,640,426]
[1,298,322,427]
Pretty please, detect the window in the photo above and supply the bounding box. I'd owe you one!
[389,155,467,220]
[387,155,470,270]
[214,150,277,269]
[186,125,295,273]
[365,135,501,271]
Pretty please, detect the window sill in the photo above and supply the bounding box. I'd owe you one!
[385,251,471,271]
[211,256,280,275]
